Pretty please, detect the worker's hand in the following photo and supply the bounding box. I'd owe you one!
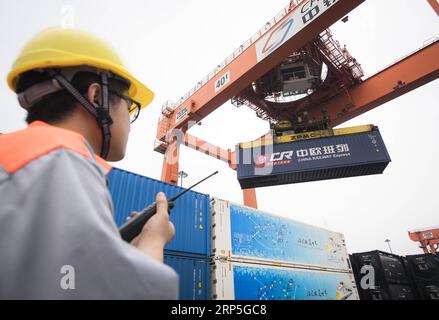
[131,192,175,262]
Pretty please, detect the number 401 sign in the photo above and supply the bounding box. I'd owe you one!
[214,71,230,92]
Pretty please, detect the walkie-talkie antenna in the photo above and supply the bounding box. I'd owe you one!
[119,171,218,242]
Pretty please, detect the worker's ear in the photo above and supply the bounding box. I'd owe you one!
[87,83,102,106]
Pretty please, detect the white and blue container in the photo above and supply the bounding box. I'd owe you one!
[108,167,210,257]
[108,168,358,300]
[211,197,351,271]
[212,259,358,300]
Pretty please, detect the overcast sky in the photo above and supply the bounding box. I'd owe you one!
[1,0,438,256]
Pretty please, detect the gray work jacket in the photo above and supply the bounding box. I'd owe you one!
[0,121,179,299]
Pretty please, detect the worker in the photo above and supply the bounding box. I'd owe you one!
[342,44,351,61]
[0,28,178,299]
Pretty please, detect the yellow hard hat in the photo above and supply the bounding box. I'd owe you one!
[7,27,154,109]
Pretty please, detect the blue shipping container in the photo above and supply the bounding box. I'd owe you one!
[108,168,210,256]
[164,252,210,300]
[236,128,391,189]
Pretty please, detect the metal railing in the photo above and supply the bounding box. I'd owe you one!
[317,29,364,80]
[161,0,305,116]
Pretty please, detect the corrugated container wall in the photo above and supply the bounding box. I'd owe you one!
[108,168,210,256]
[404,254,439,300]
[350,250,415,300]
[164,253,210,300]
[237,128,391,189]
[211,197,351,271]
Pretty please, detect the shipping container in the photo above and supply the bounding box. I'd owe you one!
[236,127,390,189]
[403,254,439,300]
[211,197,351,271]
[350,251,410,285]
[356,284,415,300]
[350,250,414,300]
[108,168,210,256]
[211,259,359,300]
[164,252,210,300]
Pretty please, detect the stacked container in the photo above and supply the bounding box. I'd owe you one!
[210,197,359,300]
[350,250,415,300]
[108,167,211,300]
[403,254,439,300]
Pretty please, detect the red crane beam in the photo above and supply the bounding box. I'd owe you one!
[157,1,438,209]
[319,39,439,127]
[156,0,365,143]
[179,40,439,167]
[164,41,438,207]
[428,0,439,15]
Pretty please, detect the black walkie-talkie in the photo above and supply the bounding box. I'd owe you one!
[119,171,218,242]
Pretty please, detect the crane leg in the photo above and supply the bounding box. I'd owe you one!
[243,188,258,209]
[161,140,180,185]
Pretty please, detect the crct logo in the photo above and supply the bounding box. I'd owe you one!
[261,17,294,57]
[256,151,294,167]
[255,155,268,168]
[270,151,293,162]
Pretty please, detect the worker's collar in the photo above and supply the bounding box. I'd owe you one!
[28,121,112,173]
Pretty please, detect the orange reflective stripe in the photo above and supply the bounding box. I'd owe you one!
[0,121,112,174]
[95,155,112,173]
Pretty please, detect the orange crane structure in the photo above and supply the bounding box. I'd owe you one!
[409,227,439,254]
[154,0,439,209]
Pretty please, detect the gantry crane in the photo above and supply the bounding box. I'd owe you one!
[154,0,439,208]
[409,227,439,254]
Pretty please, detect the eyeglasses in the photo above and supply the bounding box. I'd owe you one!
[109,90,141,123]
